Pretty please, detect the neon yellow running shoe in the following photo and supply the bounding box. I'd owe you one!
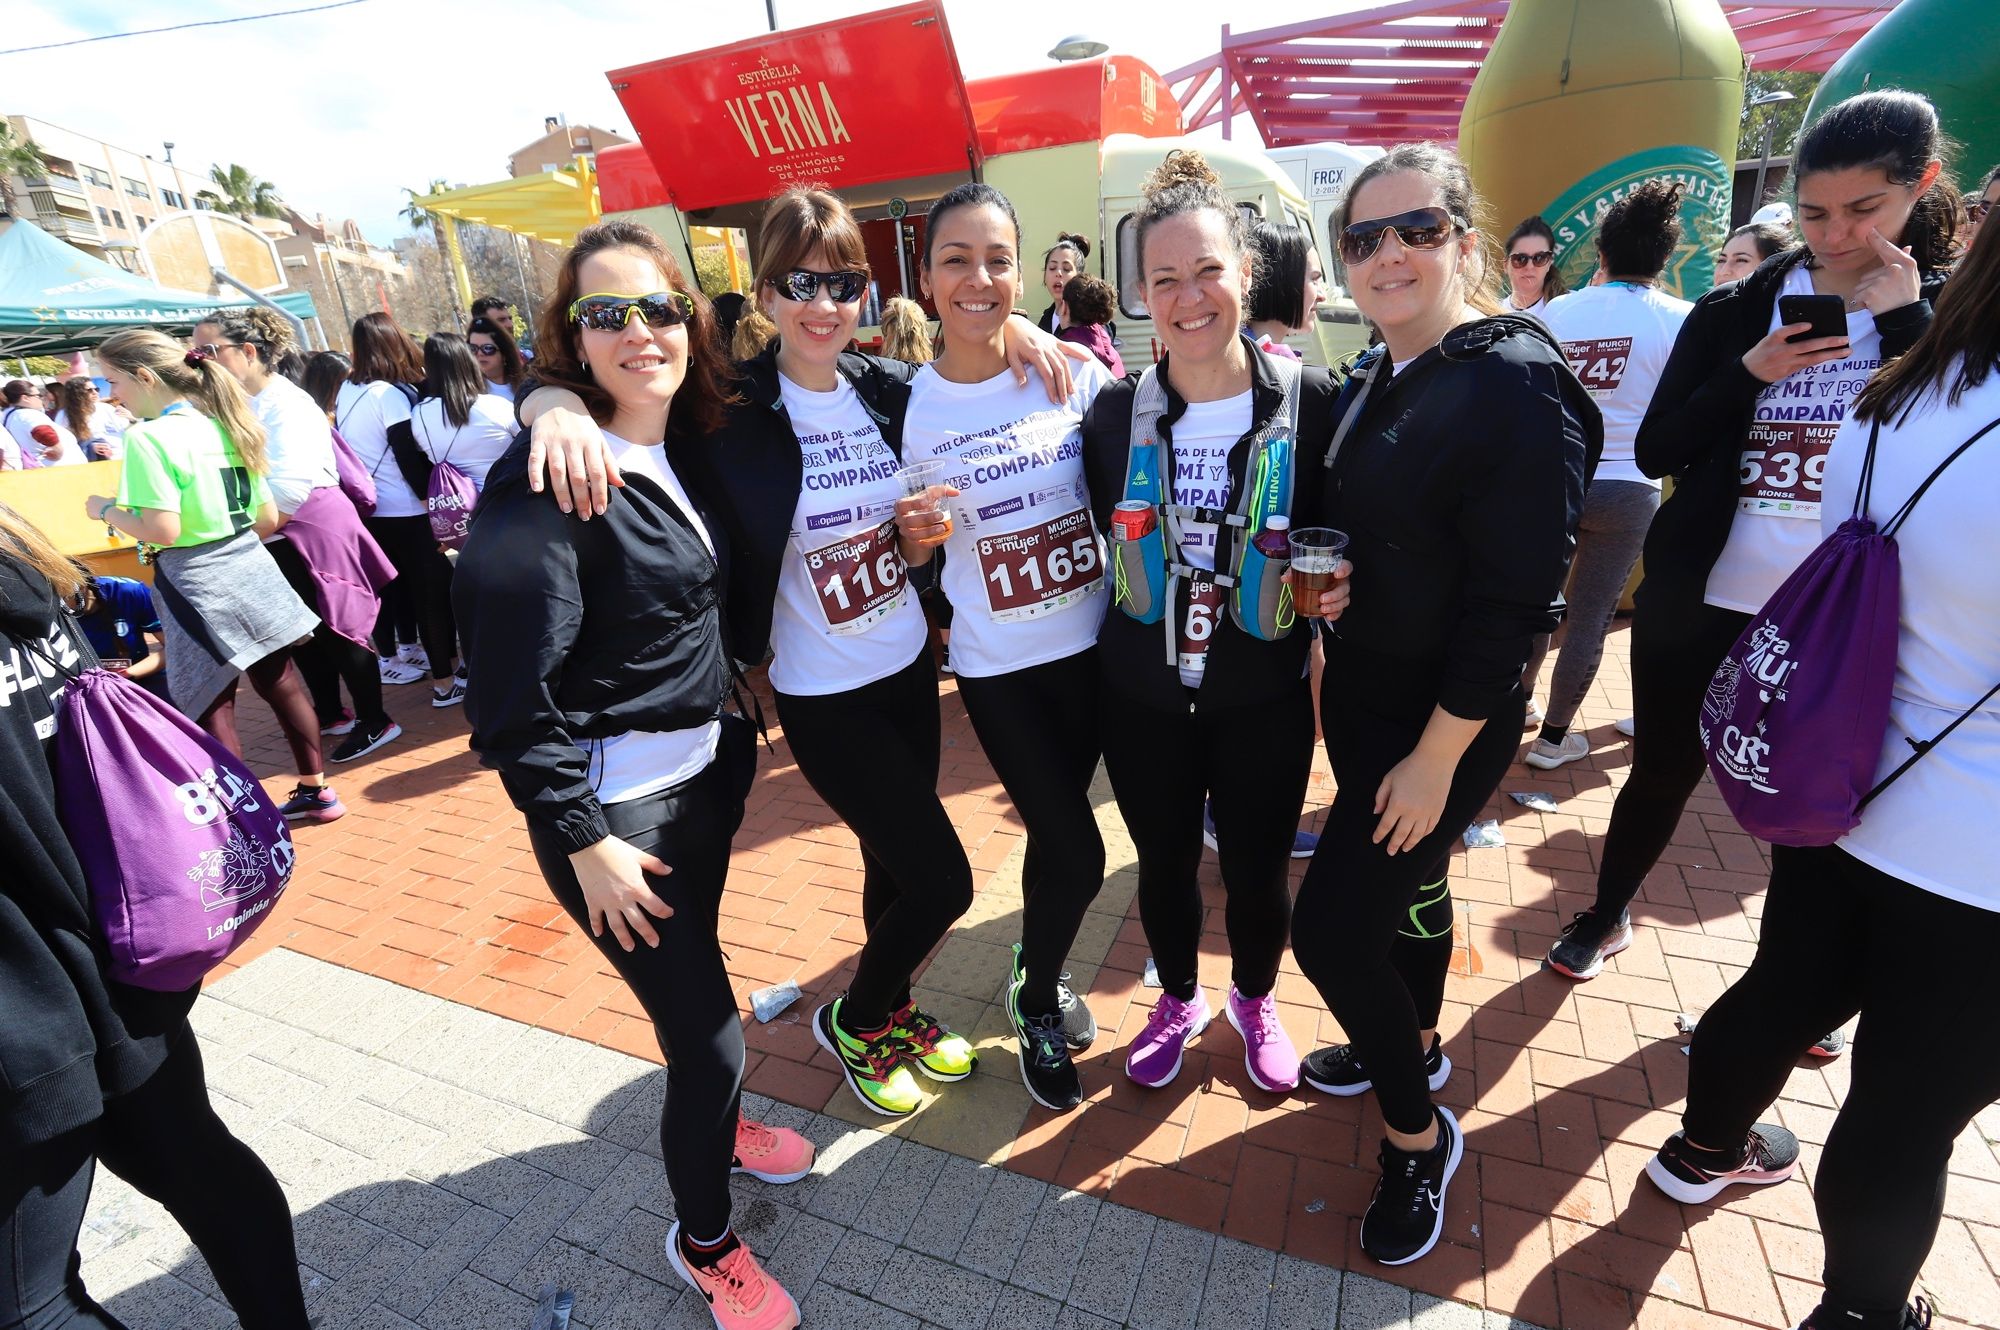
[888,1000,977,1081]
[814,999,922,1116]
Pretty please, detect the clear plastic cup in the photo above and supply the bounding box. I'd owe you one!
[896,459,953,539]
[1288,527,1349,617]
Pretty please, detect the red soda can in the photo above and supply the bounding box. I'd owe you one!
[1111,500,1157,541]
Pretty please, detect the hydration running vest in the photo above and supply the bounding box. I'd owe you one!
[1110,355,1302,665]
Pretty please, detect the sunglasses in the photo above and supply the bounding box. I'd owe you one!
[568,291,694,332]
[772,269,868,304]
[194,342,240,355]
[1508,250,1555,269]
[469,342,498,356]
[1338,207,1468,266]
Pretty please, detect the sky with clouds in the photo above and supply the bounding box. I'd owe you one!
[2,0,1361,245]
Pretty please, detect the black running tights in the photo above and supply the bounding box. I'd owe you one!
[1683,843,2000,1319]
[1291,641,1519,1137]
[957,649,1106,1016]
[1100,678,1315,1004]
[199,650,321,777]
[776,650,975,1032]
[525,749,749,1240]
[1589,596,1749,920]
[267,535,389,731]
[365,515,456,678]
[0,1029,308,1329]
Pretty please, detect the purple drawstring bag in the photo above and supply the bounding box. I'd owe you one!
[47,664,296,990]
[330,425,378,519]
[427,460,477,549]
[1701,414,2000,846]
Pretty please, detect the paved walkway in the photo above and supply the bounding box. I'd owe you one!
[96,622,2000,1329]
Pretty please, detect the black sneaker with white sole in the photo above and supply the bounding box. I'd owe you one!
[1301,1035,1451,1098]
[1644,1123,1800,1204]
[1359,1105,1463,1266]
[1798,1295,1933,1330]
[1055,974,1096,1050]
[1008,982,1082,1112]
[1547,908,1633,980]
[330,719,402,763]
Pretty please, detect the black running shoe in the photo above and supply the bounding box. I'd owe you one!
[1798,1295,1934,1330]
[1055,974,1096,1050]
[1301,1035,1451,1098]
[1644,1123,1800,1204]
[1359,1106,1463,1266]
[330,719,402,763]
[1009,980,1082,1112]
[1547,908,1633,980]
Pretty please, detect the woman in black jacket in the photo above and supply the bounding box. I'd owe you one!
[0,505,308,1329]
[456,221,816,1327]
[1547,89,1957,983]
[1081,151,1336,1101]
[516,189,1084,1122]
[1286,143,1597,1267]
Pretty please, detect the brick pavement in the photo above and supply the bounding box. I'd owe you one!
[187,623,2000,1329]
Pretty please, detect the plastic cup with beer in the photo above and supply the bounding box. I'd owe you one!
[896,458,954,543]
[1288,527,1349,617]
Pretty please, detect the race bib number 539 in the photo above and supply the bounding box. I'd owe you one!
[803,520,907,635]
[976,508,1103,623]
[1737,421,1833,520]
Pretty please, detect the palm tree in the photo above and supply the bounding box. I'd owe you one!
[0,118,49,222]
[402,180,464,323]
[207,163,282,220]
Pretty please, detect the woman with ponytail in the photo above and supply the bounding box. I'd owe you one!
[85,330,335,821]
[1038,231,1092,333]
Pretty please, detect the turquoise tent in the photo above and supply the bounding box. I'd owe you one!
[0,219,318,356]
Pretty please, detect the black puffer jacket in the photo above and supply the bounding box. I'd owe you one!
[0,557,194,1151]
[1633,248,1944,610]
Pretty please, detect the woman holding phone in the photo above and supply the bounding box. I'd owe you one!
[1547,89,1957,982]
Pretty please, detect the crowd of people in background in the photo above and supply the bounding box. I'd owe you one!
[3,81,1996,1330]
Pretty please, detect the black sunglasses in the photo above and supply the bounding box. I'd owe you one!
[772,269,868,304]
[1508,250,1555,268]
[1339,207,1468,266]
[568,291,694,332]
[468,342,499,356]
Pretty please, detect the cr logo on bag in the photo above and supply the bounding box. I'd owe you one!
[175,765,263,825]
[1717,721,1778,794]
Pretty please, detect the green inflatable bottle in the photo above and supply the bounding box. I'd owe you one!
[1805,0,2000,191]
[1460,0,1745,297]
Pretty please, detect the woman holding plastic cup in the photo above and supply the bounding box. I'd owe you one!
[896,182,1115,1113]
[514,186,1087,1120]
[1286,143,1598,1267]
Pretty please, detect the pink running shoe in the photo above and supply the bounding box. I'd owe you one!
[665,1223,800,1330]
[731,1118,815,1184]
[1124,988,1212,1088]
[1224,985,1299,1093]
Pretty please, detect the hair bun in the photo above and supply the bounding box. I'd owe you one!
[1144,150,1223,200]
[1058,231,1091,259]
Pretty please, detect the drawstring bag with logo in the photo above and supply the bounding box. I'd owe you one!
[329,425,378,519]
[421,416,478,549]
[1701,413,2000,846]
[23,641,296,990]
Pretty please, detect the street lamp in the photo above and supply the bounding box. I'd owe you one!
[1048,34,1109,62]
[1748,89,1796,219]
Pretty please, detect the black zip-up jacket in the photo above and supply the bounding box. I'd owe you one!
[0,557,194,1151]
[1082,336,1335,712]
[456,432,730,853]
[1633,248,1943,610]
[674,344,918,668]
[1311,315,1602,721]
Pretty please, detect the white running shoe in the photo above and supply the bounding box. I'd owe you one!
[1524,731,1591,770]
[1523,698,1544,731]
[397,641,431,672]
[1615,715,1636,738]
[378,656,424,686]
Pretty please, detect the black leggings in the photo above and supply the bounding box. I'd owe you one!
[1100,676,1315,1004]
[957,649,1106,1015]
[1292,640,1520,1136]
[267,536,388,730]
[1590,595,1749,919]
[776,650,974,1032]
[199,650,320,777]
[365,515,456,678]
[524,733,751,1240]
[1684,843,2000,1318]
[0,1028,308,1330]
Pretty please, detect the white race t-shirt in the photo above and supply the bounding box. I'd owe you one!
[80,405,126,460]
[1705,267,1882,612]
[333,380,422,517]
[485,380,517,404]
[766,373,927,696]
[901,360,1112,678]
[1544,282,1693,487]
[1822,368,2000,911]
[1503,293,1548,324]
[411,394,520,494]
[581,430,722,804]
[253,375,339,516]
[2,406,79,468]
[1168,388,1251,687]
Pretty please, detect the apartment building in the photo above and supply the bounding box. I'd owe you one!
[507,116,630,178]
[1,114,213,266]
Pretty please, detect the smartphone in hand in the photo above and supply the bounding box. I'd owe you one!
[1778,293,1849,345]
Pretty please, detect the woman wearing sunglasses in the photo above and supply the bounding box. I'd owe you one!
[516,187,1085,1120]
[1080,151,1338,1102]
[467,315,526,402]
[1500,215,1566,321]
[456,220,814,1330]
[1289,144,1596,1267]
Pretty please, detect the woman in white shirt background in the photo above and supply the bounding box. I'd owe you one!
[467,315,526,403]
[1499,214,1566,320]
[413,332,520,497]
[56,378,124,460]
[1656,187,2000,1330]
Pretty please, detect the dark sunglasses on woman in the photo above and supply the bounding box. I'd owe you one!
[1338,207,1469,265]
[1508,250,1555,269]
[771,269,869,304]
[568,291,695,332]
[469,342,498,356]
